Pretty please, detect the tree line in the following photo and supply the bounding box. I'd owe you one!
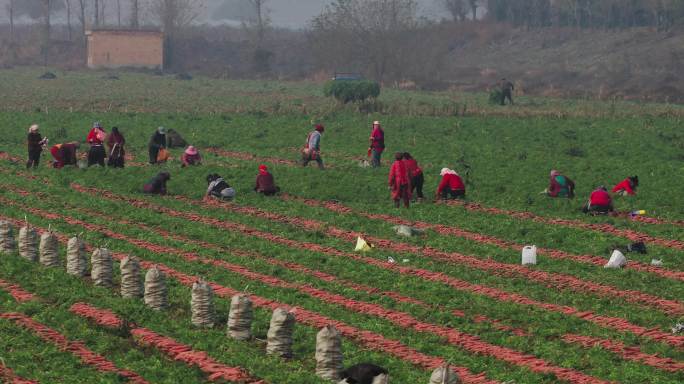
[447,0,684,30]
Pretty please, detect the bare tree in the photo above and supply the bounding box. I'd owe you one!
[246,0,269,47]
[66,0,72,39]
[76,0,86,35]
[94,0,99,26]
[6,0,15,42]
[149,0,205,66]
[117,0,121,26]
[442,0,468,21]
[131,0,139,28]
[310,0,420,82]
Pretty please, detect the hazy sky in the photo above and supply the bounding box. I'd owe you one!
[206,0,450,28]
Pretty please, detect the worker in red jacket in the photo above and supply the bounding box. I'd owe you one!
[254,165,279,196]
[612,176,638,196]
[388,152,411,208]
[403,152,423,200]
[86,122,107,167]
[50,142,80,168]
[436,168,465,200]
[582,186,613,214]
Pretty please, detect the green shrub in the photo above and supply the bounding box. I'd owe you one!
[489,89,503,105]
[323,80,381,104]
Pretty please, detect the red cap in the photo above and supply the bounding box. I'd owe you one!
[315,124,325,132]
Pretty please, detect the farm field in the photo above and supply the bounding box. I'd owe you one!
[0,68,683,384]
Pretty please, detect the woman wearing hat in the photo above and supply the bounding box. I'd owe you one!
[26,124,48,168]
[148,126,168,164]
[181,146,202,167]
[86,122,107,167]
[436,168,465,200]
[369,121,385,168]
[302,124,325,169]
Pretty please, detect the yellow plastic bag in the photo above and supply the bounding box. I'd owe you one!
[354,237,373,252]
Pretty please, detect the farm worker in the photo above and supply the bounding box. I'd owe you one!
[302,124,325,169]
[403,152,424,200]
[500,78,514,105]
[206,173,236,201]
[106,127,126,168]
[26,124,48,169]
[546,170,575,198]
[369,121,385,168]
[612,176,639,196]
[181,146,202,167]
[254,164,279,196]
[50,142,80,169]
[86,121,107,167]
[148,126,168,164]
[389,152,411,208]
[143,172,171,195]
[582,186,613,214]
[436,168,465,200]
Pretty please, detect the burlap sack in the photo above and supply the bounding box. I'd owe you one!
[144,267,168,310]
[39,231,60,268]
[429,365,461,384]
[0,220,15,254]
[66,236,88,276]
[266,308,296,358]
[18,226,38,262]
[316,325,343,380]
[227,294,253,340]
[120,256,143,299]
[91,248,113,288]
[191,279,215,328]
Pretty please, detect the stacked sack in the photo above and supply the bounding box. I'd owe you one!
[66,236,88,276]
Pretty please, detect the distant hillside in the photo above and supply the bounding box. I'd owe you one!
[445,25,684,102]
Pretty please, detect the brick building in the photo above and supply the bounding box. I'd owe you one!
[86,29,164,70]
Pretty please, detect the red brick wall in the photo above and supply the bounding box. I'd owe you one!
[87,31,163,69]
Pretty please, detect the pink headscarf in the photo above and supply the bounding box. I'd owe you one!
[550,170,561,177]
[185,146,198,156]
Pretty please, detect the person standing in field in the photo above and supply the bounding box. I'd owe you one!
[148,126,168,164]
[436,168,466,200]
[403,152,424,201]
[369,121,385,168]
[302,124,325,169]
[143,172,171,195]
[181,146,202,167]
[26,124,48,169]
[106,127,126,168]
[612,176,639,196]
[254,164,279,196]
[50,142,80,169]
[546,170,575,198]
[582,186,613,214]
[86,122,107,167]
[500,78,514,105]
[389,152,411,208]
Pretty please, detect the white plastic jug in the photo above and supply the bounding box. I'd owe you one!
[522,245,537,265]
[604,250,627,269]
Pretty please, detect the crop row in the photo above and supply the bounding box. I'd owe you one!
[0,213,495,384]
[1,198,603,383]
[35,182,684,348]
[282,194,684,282]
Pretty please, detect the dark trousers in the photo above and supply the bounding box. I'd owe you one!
[441,186,465,200]
[302,154,324,169]
[411,173,424,199]
[149,146,160,164]
[108,156,125,168]
[501,90,513,105]
[371,149,382,168]
[27,149,41,168]
[87,145,105,167]
[582,204,613,214]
